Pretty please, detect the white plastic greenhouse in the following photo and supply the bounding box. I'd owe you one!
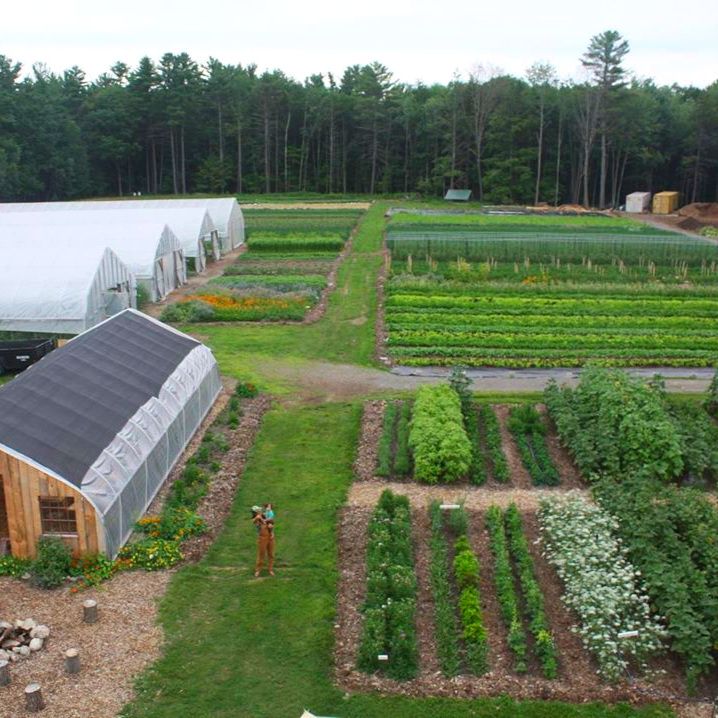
[0,310,222,558]
[0,197,245,253]
[0,234,135,334]
[0,214,185,302]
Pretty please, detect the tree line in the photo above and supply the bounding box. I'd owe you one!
[0,31,716,206]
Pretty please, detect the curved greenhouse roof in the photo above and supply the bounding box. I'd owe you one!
[0,197,245,253]
[0,215,185,302]
[0,309,222,558]
[0,237,135,335]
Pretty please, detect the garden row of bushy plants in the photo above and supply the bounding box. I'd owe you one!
[357,490,418,680]
[479,405,509,482]
[448,368,486,485]
[595,479,718,688]
[544,367,718,484]
[452,522,489,675]
[408,385,471,484]
[538,493,664,682]
[507,405,559,486]
[376,401,412,478]
[503,505,558,678]
[427,501,462,676]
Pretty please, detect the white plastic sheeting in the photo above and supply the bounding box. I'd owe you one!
[0,203,218,272]
[0,236,135,334]
[80,341,222,558]
[0,197,245,253]
[0,214,185,302]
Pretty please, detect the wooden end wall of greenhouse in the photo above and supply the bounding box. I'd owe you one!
[0,448,102,559]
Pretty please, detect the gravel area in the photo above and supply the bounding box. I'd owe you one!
[0,571,171,718]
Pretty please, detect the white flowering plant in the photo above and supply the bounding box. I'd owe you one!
[538,493,665,681]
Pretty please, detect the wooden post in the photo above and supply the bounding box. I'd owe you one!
[82,599,98,624]
[64,649,80,675]
[0,660,9,687]
[24,683,44,712]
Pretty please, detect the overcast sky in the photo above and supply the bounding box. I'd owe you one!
[4,0,717,88]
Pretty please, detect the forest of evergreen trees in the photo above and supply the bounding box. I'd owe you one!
[1,31,716,206]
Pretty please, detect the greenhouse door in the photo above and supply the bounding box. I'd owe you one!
[0,476,9,554]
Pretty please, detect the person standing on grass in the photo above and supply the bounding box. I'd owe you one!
[252,506,275,577]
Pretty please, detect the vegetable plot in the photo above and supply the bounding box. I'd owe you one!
[507,405,560,486]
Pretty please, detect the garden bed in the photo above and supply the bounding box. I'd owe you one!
[335,501,706,709]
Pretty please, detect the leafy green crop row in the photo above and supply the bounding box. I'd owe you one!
[357,490,418,680]
[479,406,509,482]
[507,405,559,486]
[408,385,472,484]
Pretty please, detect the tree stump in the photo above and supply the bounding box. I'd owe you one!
[82,599,98,624]
[24,683,44,712]
[64,648,80,675]
[0,660,9,687]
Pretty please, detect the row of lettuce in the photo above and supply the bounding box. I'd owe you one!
[0,383,258,589]
[161,208,363,322]
[375,379,557,486]
[358,369,718,689]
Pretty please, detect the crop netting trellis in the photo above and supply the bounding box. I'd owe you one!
[386,231,718,266]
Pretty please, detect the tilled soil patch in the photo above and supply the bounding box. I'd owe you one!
[0,571,171,718]
[335,499,700,707]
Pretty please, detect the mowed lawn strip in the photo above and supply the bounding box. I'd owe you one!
[121,403,672,718]
[191,202,386,392]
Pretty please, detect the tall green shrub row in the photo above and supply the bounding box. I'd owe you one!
[376,403,398,477]
[357,490,418,680]
[544,368,684,482]
[409,385,471,484]
[393,401,413,477]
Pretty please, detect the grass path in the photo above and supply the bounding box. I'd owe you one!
[190,203,386,393]
[121,403,671,718]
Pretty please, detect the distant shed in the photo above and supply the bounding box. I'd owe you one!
[625,192,651,213]
[0,310,222,559]
[444,189,472,202]
[653,192,680,214]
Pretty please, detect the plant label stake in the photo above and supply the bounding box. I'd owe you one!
[618,630,639,640]
[440,504,461,510]
[377,654,389,662]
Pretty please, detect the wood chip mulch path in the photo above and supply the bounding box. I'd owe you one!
[0,571,171,718]
[353,400,386,481]
[334,503,710,713]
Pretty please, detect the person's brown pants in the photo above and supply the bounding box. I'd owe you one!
[255,534,275,573]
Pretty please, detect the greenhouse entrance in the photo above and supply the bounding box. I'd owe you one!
[0,476,9,555]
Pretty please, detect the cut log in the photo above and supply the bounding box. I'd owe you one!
[64,649,80,675]
[0,660,9,687]
[24,683,44,712]
[82,600,98,624]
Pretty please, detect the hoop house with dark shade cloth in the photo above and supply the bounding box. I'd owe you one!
[0,310,222,559]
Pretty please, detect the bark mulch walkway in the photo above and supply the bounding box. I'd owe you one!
[0,571,171,718]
